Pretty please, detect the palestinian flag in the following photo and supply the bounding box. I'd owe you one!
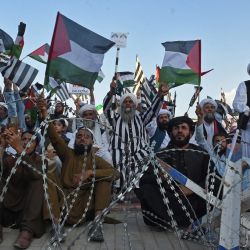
[118,71,135,87]
[0,29,14,54]
[28,43,50,64]
[45,12,115,89]
[160,40,212,88]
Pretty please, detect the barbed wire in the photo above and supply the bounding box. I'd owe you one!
[1,101,250,249]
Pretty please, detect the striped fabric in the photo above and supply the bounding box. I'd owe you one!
[103,91,163,187]
[140,75,157,111]
[133,55,145,93]
[0,58,38,90]
[31,82,43,95]
[56,82,71,101]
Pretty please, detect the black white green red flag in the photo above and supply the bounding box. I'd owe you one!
[160,40,212,88]
[11,22,26,59]
[28,43,50,64]
[45,12,115,89]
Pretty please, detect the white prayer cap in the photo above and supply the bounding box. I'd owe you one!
[0,102,8,110]
[77,126,94,137]
[158,109,172,118]
[120,93,138,107]
[199,98,218,109]
[79,104,96,117]
[247,63,250,76]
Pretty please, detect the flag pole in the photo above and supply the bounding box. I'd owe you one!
[197,39,201,104]
[111,47,120,113]
[20,55,28,61]
[43,12,60,95]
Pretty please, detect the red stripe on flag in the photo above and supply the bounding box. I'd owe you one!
[186,40,201,74]
[31,44,46,56]
[49,12,71,60]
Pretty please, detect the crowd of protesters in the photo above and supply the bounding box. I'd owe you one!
[0,63,250,249]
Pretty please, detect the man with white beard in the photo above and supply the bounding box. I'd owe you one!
[103,78,168,188]
[196,98,227,147]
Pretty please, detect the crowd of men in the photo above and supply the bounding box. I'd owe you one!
[0,63,250,249]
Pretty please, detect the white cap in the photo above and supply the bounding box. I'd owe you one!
[120,93,138,107]
[158,109,172,118]
[199,98,218,109]
[79,104,96,117]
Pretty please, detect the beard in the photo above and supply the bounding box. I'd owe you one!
[214,144,227,156]
[157,121,168,131]
[120,106,136,123]
[170,134,191,147]
[74,143,92,155]
[204,112,215,123]
[54,110,63,117]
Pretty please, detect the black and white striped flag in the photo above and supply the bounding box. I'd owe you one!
[140,75,157,111]
[56,82,71,102]
[133,55,145,94]
[0,58,38,91]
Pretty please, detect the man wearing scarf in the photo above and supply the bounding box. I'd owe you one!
[197,98,227,147]
[146,109,171,152]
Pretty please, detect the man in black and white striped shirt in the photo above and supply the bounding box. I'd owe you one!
[103,78,168,188]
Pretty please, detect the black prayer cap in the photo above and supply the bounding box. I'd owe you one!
[167,116,195,135]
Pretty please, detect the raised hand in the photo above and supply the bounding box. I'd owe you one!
[195,104,204,125]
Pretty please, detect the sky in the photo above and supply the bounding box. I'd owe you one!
[0,0,250,117]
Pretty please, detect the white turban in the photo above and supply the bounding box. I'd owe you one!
[158,109,172,118]
[120,93,138,107]
[199,98,218,109]
[0,102,8,110]
[247,63,250,76]
[79,104,96,117]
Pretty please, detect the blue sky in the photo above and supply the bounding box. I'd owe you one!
[1,0,250,117]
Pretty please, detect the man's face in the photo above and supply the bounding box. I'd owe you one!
[203,103,216,123]
[55,103,64,114]
[82,110,96,129]
[171,122,192,147]
[82,110,96,121]
[21,132,37,154]
[213,135,227,153]
[159,114,169,124]
[123,97,134,111]
[75,129,93,146]
[25,115,35,128]
[120,97,136,122]
[53,120,64,134]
